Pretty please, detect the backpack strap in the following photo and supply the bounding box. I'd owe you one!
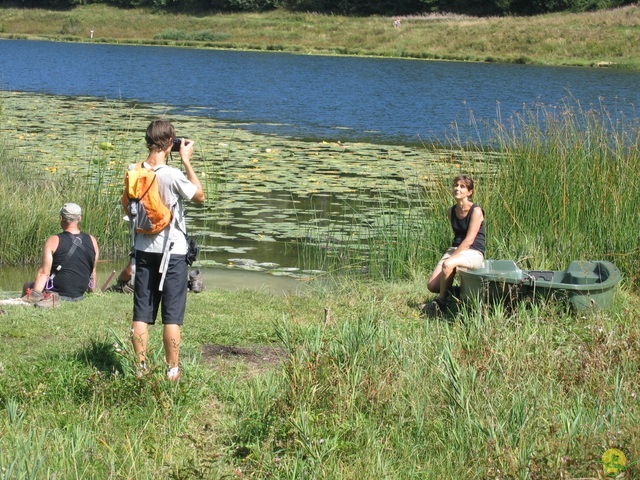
[62,234,88,263]
[158,204,178,291]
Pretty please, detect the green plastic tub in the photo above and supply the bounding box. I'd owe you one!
[459,259,621,312]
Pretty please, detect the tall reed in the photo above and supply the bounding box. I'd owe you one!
[0,145,61,264]
[307,99,639,288]
[297,152,497,281]
[295,191,442,279]
[485,98,639,284]
[0,104,220,265]
[0,137,131,264]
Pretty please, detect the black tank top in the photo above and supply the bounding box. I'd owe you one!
[450,203,485,255]
[51,232,96,299]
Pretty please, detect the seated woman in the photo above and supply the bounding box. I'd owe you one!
[422,175,485,316]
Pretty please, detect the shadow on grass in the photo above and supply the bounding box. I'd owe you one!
[75,338,125,376]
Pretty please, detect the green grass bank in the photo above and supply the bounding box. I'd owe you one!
[0,275,639,478]
[1,3,640,68]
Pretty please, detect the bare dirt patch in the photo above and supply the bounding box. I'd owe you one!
[201,344,287,378]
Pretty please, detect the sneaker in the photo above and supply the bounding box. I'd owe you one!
[135,361,149,379]
[21,288,44,304]
[121,281,134,294]
[107,280,134,294]
[166,366,181,382]
[188,269,204,293]
[34,292,61,309]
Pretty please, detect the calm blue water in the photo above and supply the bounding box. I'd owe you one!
[2,39,639,144]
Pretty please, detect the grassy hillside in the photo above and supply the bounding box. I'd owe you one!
[1,4,639,68]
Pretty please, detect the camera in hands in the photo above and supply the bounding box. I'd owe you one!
[172,138,184,152]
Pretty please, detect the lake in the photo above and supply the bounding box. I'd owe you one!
[0,39,639,281]
[2,39,639,145]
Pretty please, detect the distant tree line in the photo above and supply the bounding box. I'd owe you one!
[7,0,635,16]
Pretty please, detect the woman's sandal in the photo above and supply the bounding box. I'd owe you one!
[420,297,447,316]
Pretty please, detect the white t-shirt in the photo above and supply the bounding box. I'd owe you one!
[133,162,198,255]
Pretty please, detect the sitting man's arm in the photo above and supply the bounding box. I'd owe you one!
[88,234,100,293]
[33,235,59,292]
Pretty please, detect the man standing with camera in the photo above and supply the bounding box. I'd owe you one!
[128,119,204,381]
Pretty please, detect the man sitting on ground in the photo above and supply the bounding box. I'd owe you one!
[22,203,99,307]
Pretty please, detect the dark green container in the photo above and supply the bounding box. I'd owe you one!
[459,259,621,312]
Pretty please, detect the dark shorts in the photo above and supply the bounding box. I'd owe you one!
[133,251,188,325]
